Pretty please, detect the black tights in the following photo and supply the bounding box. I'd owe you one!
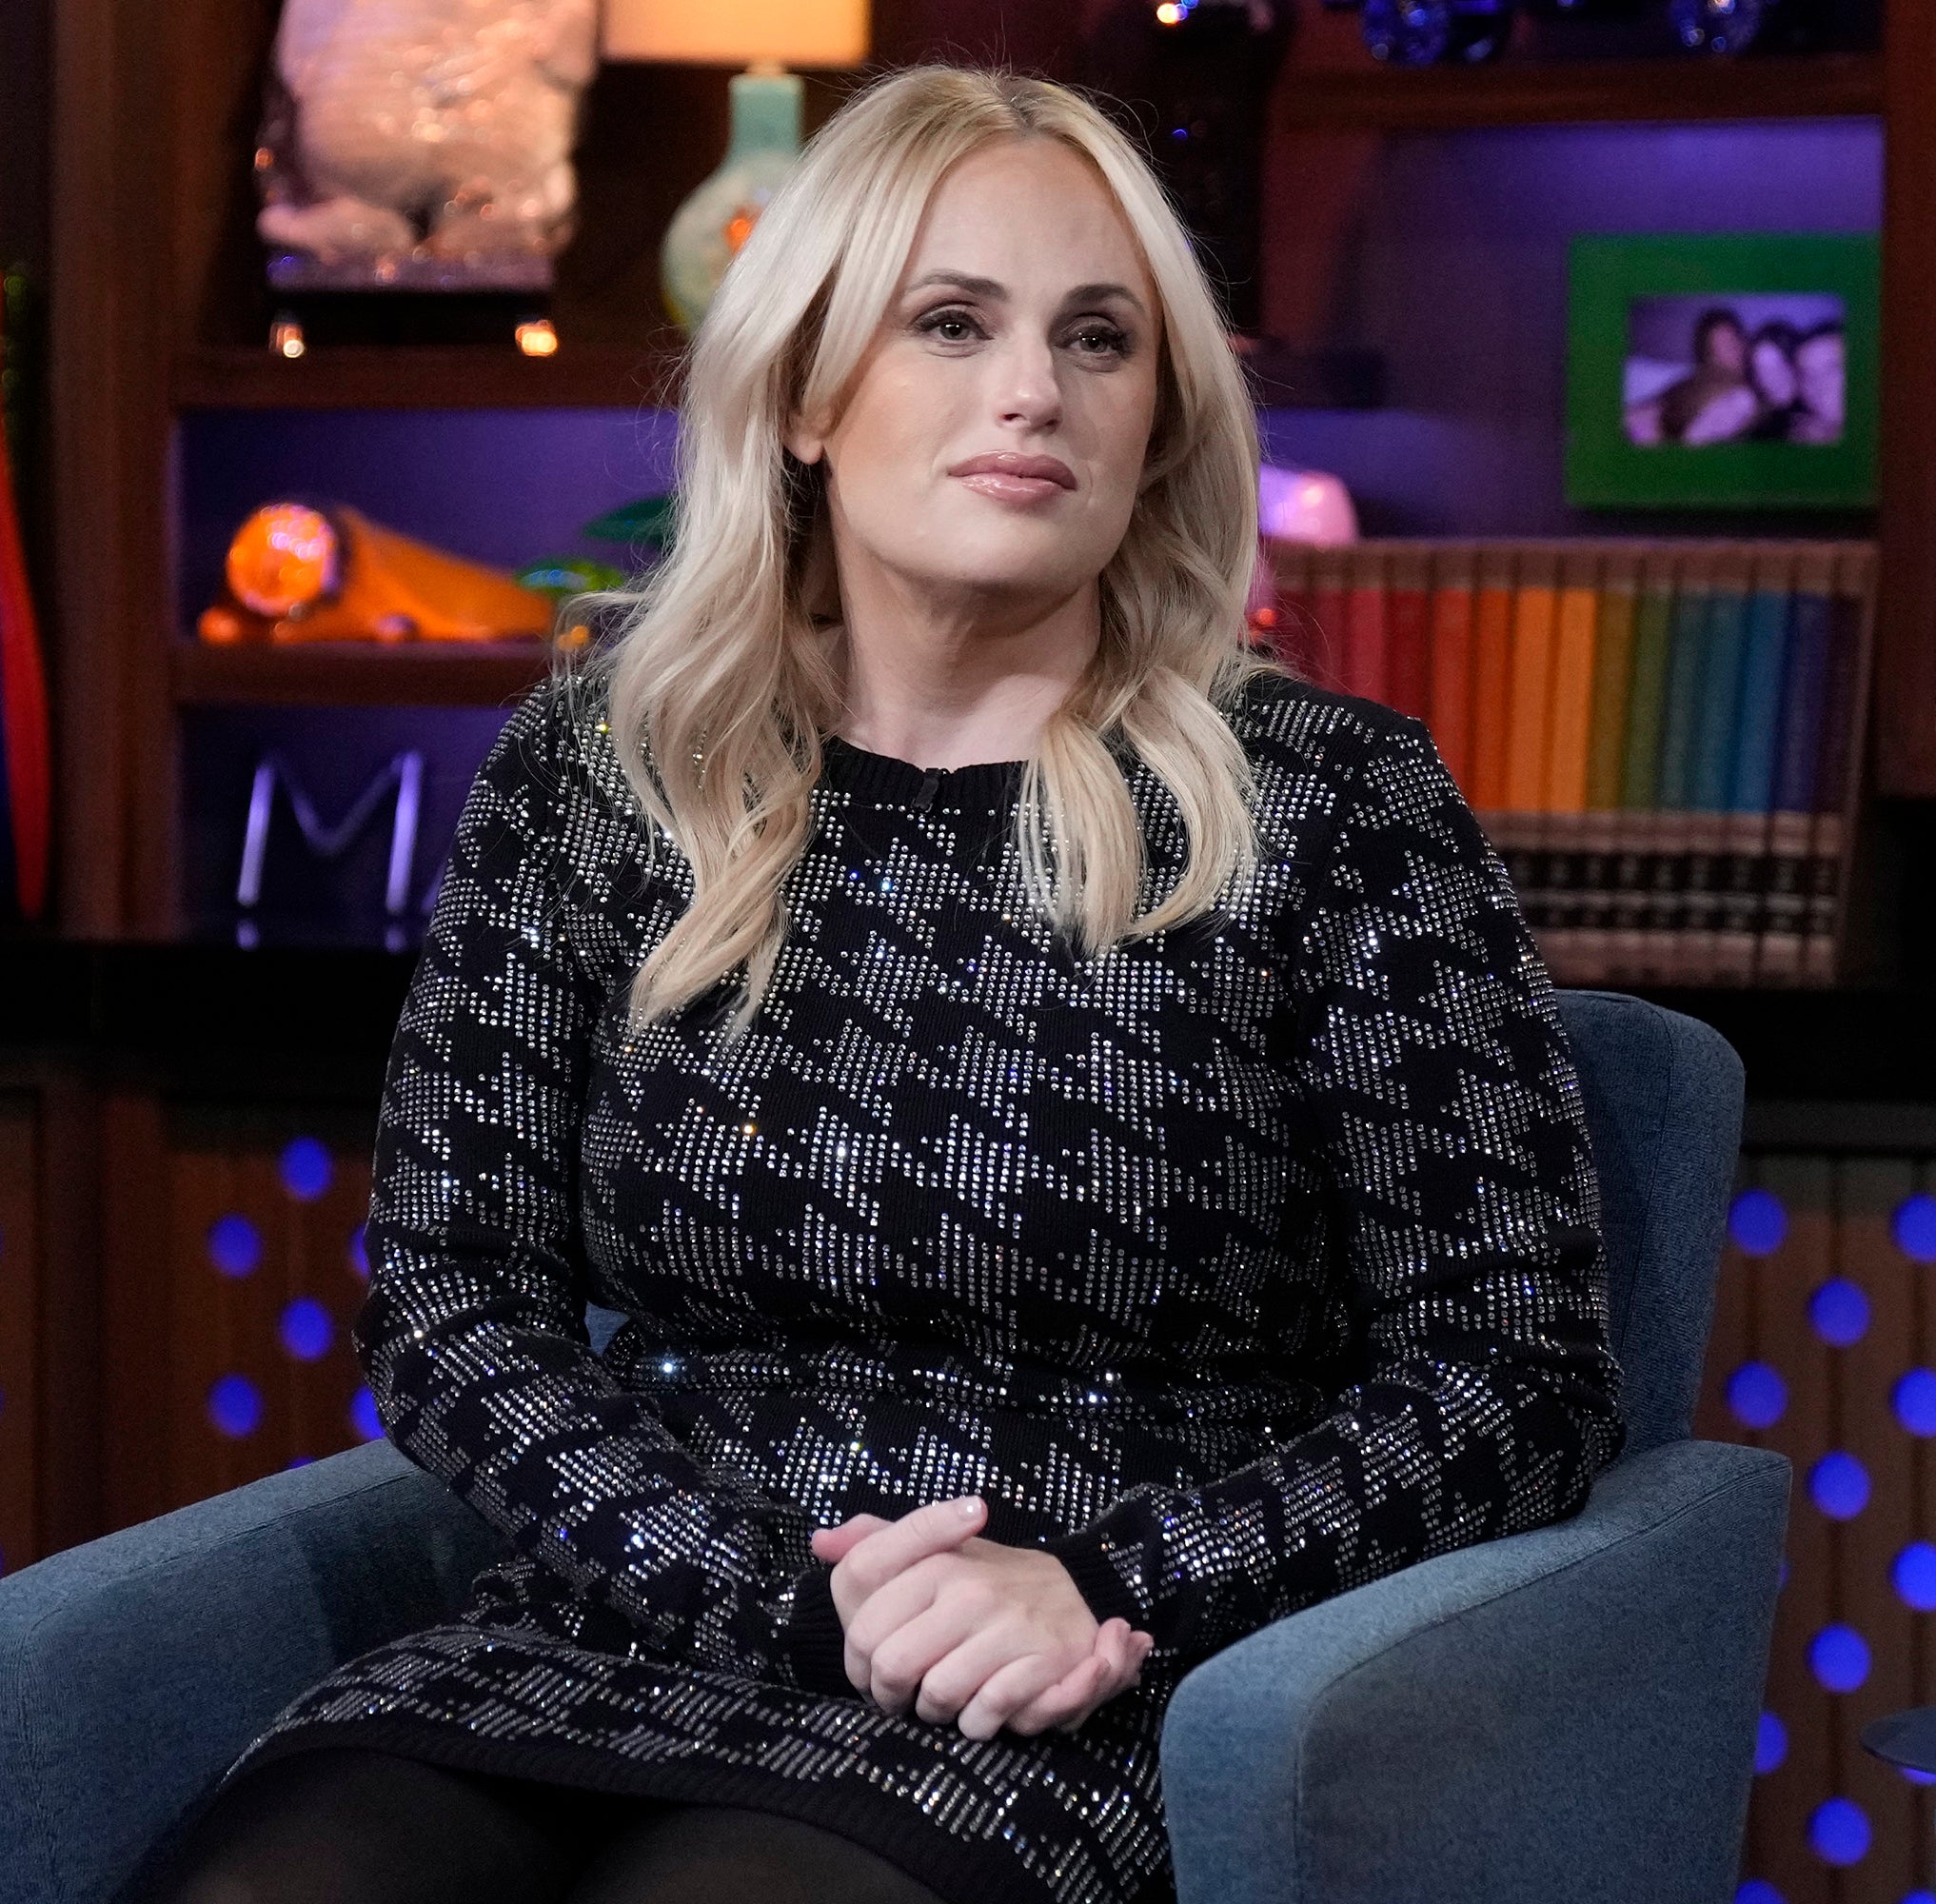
[116,1747,947,1904]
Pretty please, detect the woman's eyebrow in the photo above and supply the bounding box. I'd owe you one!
[902,270,1150,318]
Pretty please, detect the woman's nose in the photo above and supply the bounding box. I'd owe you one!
[993,335,1061,428]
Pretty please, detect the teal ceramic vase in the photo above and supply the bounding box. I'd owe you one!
[661,68,801,333]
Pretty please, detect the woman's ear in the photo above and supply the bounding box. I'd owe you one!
[783,418,825,466]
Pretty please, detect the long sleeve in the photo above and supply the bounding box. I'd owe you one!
[1044,709,1628,1672]
[352,679,851,1694]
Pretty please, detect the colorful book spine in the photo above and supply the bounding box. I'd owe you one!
[1646,544,1715,984]
[1500,545,1561,927]
[1611,545,1679,984]
[1714,545,1796,986]
[1802,545,1877,984]
[1568,543,1642,984]
[1385,543,1432,724]
[1758,544,1836,983]
[1680,545,1753,984]
[1344,545,1389,705]
[1308,545,1350,696]
[1540,545,1603,962]
[1428,543,1478,802]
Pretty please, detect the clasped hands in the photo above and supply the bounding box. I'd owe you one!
[809,1495,1155,1741]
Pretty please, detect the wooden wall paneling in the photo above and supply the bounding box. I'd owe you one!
[49,0,180,936]
[0,1092,40,1577]
[1834,1157,1919,1899]
[33,1068,104,1556]
[94,1082,171,1535]
[1876,0,1936,796]
[1748,1152,1837,1904]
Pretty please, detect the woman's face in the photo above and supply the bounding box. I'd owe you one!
[1750,339,1797,405]
[1702,321,1748,375]
[786,137,1162,625]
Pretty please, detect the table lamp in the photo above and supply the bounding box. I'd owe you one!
[602,0,872,332]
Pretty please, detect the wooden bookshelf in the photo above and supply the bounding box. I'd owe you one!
[169,640,555,708]
[1277,52,1884,132]
[45,0,1936,953]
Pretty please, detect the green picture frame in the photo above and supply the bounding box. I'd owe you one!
[1565,232,1879,509]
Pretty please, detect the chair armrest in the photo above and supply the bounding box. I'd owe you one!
[1160,1438,1790,1904]
[0,1437,509,1904]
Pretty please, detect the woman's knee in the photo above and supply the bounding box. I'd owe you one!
[119,1746,598,1904]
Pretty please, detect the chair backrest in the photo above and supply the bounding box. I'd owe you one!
[586,989,1748,1457]
[1555,988,1745,1456]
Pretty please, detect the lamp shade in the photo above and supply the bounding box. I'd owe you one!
[601,0,869,67]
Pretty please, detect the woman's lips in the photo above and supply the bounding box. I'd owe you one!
[956,470,1070,504]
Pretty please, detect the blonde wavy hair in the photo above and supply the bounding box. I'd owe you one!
[558,62,1283,1034]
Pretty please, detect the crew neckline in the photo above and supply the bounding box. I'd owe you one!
[820,731,1025,809]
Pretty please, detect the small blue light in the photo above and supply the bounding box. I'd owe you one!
[1901,1771,1936,1790]
[207,1374,264,1438]
[280,1136,333,1201]
[1755,1711,1787,1774]
[1809,1451,1870,1520]
[207,1213,262,1279]
[1808,1279,1869,1347]
[1728,1361,1787,1430]
[349,1387,383,1442]
[1894,1542,1936,1612]
[1809,1625,1870,1694]
[1730,1187,1787,1256]
[1808,1796,1869,1865]
[1894,1369,1936,1436]
[1895,1194,1936,1263]
[286,1455,314,1468]
[1734,1882,1784,1904]
[278,1298,334,1362]
[347,1222,369,1281]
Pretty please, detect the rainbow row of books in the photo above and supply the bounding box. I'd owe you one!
[1253,537,1876,988]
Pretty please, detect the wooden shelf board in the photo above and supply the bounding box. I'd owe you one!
[170,640,552,707]
[1278,52,1883,130]
[173,344,686,411]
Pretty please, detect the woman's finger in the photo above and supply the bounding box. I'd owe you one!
[863,1598,998,1717]
[953,1650,1073,1742]
[810,1514,890,1565]
[1006,1649,1112,1736]
[833,1497,986,1613]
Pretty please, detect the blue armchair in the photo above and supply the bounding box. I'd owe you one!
[0,989,1788,1904]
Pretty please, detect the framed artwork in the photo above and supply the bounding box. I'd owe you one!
[1565,233,1879,509]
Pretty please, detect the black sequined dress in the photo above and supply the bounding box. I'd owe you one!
[219,664,1626,1904]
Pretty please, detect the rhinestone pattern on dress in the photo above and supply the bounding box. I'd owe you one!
[219,664,1626,1904]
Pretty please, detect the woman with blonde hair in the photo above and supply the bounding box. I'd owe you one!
[119,59,1624,1904]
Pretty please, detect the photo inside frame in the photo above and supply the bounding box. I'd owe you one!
[1623,291,1847,449]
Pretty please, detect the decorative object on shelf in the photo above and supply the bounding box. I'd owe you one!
[254,0,599,346]
[0,264,49,923]
[581,491,679,556]
[199,502,557,645]
[514,553,629,652]
[601,0,871,333]
[1321,0,1875,61]
[1566,234,1878,509]
[1357,0,1518,65]
[1082,1,1294,336]
[235,748,425,953]
[1256,461,1358,545]
[1253,535,1877,990]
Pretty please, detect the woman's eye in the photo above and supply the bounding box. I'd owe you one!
[916,308,983,344]
[1069,325,1131,359]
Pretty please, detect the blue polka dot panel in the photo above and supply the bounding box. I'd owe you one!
[1698,1153,1936,1900]
[160,1116,377,1517]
